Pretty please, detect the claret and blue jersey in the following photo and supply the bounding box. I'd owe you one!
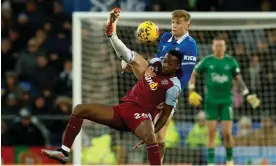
[122,58,181,113]
[155,32,198,92]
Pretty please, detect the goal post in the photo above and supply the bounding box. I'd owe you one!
[72,12,276,165]
[72,14,83,165]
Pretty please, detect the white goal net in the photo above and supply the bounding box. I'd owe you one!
[73,12,276,165]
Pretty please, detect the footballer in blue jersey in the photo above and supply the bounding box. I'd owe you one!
[155,31,197,92]
[105,8,197,163]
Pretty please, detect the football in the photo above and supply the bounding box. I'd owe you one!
[136,21,159,43]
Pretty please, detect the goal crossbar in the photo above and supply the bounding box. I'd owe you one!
[74,12,276,20]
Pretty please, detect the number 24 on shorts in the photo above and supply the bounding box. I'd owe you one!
[134,113,148,119]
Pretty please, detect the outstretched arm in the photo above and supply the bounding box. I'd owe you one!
[234,74,249,96]
[188,71,197,92]
[154,85,179,133]
[187,71,202,107]
[154,104,173,133]
[231,57,260,108]
[188,56,207,90]
[234,74,260,109]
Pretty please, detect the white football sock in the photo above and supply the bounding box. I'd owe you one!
[110,34,135,63]
[61,145,70,153]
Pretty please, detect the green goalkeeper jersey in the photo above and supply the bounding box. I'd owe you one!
[194,54,240,101]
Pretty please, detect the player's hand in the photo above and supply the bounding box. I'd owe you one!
[144,67,156,77]
[133,140,145,150]
[246,94,260,109]
[188,91,202,107]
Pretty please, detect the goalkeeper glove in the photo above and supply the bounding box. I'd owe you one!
[245,94,260,109]
[188,84,202,107]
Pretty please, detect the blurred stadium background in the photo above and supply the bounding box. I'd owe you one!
[1,0,276,165]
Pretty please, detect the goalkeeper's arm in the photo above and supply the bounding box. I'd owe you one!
[188,71,202,107]
[188,71,197,91]
[234,74,260,109]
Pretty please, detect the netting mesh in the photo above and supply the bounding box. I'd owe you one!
[78,16,276,165]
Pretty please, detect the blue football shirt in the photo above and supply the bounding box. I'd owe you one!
[155,32,198,92]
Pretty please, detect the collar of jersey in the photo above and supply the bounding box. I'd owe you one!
[167,31,189,44]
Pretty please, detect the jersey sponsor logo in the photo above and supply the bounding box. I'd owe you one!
[149,66,159,73]
[175,47,179,51]
[183,55,196,61]
[224,64,230,70]
[161,79,168,85]
[145,76,158,90]
[211,73,229,83]
[209,65,214,69]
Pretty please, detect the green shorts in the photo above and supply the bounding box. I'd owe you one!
[204,98,234,121]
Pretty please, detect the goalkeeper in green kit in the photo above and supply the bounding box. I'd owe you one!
[188,37,260,165]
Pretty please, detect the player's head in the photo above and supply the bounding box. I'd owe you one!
[162,50,182,75]
[212,37,226,57]
[171,10,191,37]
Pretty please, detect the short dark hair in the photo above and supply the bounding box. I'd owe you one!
[168,49,182,64]
[213,36,226,41]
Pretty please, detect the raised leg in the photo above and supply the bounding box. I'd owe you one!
[106,8,149,80]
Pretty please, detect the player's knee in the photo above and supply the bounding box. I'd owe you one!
[222,131,232,140]
[73,104,82,114]
[143,131,156,145]
[208,130,216,144]
[207,132,216,148]
[208,128,216,137]
[156,131,166,143]
[130,52,148,69]
[208,134,215,141]
[73,104,87,117]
